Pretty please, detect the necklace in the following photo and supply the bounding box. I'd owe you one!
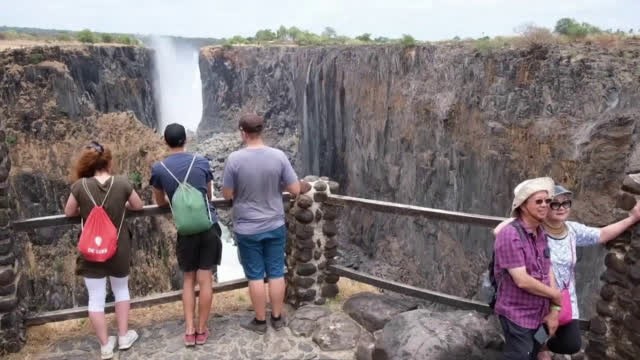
[543,221,568,238]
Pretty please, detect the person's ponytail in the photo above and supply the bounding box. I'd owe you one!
[70,142,113,182]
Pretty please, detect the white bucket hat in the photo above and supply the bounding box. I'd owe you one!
[511,177,555,217]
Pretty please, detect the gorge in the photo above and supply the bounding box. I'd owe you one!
[1,38,640,355]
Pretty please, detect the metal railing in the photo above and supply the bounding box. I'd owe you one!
[11,193,590,330]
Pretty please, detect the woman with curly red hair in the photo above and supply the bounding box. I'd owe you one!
[64,141,144,359]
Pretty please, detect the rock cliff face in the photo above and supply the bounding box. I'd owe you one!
[0,45,178,313]
[199,42,640,318]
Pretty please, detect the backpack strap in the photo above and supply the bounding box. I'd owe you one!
[183,155,197,183]
[160,161,182,185]
[82,177,115,207]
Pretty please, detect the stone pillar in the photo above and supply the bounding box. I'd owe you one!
[285,175,341,308]
[0,130,24,353]
[583,173,640,360]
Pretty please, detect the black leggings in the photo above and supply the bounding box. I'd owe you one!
[546,320,582,354]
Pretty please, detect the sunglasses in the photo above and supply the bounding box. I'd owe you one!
[550,200,572,210]
[86,141,104,153]
[533,198,552,205]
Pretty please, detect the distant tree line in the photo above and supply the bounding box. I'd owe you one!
[0,26,140,45]
[224,26,418,47]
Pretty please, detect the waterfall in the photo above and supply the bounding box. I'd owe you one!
[150,36,203,131]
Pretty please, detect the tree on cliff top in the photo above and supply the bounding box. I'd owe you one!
[400,34,416,48]
[255,29,276,42]
[77,29,96,43]
[356,33,372,42]
[321,27,337,39]
[554,18,602,38]
[276,25,288,40]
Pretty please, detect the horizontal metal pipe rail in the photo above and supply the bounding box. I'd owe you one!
[326,194,507,227]
[13,193,586,329]
[26,278,251,326]
[330,265,591,331]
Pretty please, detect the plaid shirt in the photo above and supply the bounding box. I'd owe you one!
[494,218,551,329]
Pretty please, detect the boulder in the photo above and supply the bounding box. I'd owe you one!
[288,305,330,337]
[374,310,503,360]
[312,312,362,351]
[343,292,419,332]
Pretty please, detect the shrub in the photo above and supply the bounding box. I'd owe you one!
[287,26,302,41]
[514,23,555,47]
[356,33,372,42]
[6,134,17,146]
[28,53,45,64]
[255,29,276,42]
[276,25,288,40]
[55,34,72,42]
[554,18,601,38]
[400,34,416,48]
[115,35,138,45]
[77,29,96,43]
[129,171,142,187]
[227,35,248,45]
[474,37,507,55]
[321,27,337,39]
[101,33,114,43]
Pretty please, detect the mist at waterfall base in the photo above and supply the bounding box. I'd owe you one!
[150,36,244,282]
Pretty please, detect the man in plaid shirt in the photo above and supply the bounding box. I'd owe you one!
[494,177,564,359]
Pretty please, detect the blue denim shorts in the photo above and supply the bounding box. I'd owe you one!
[235,225,286,281]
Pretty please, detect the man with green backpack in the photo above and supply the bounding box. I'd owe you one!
[150,123,222,347]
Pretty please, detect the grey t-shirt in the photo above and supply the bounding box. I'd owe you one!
[222,147,298,235]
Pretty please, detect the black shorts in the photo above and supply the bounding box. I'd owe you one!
[176,223,223,273]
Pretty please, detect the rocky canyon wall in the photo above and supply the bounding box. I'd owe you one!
[0,44,180,317]
[199,42,640,319]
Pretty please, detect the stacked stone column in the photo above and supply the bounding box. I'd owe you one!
[285,176,341,308]
[0,130,24,353]
[583,173,640,360]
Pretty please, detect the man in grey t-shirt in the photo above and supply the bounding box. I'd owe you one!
[222,114,300,334]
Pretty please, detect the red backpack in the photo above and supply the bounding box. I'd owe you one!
[77,177,125,262]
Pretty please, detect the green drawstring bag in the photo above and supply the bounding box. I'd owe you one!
[161,155,212,235]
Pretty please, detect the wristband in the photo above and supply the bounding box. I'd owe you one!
[550,305,561,312]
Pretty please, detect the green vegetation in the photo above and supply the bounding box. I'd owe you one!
[222,25,420,47]
[554,18,602,38]
[129,171,143,187]
[400,34,416,48]
[28,53,45,64]
[356,33,372,42]
[5,134,17,146]
[0,26,141,46]
[101,33,114,43]
[77,29,97,43]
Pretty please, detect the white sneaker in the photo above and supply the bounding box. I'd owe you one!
[118,329,139,350]
[100,336,117,359]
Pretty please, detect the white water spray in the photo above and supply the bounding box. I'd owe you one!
[150,36,203,131]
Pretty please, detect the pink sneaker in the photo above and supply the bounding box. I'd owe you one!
[184,332,196,347]
[195,329,209,345]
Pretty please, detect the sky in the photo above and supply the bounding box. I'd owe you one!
[1,0,637,40]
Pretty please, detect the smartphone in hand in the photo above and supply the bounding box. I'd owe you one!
[534,326,549,344]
